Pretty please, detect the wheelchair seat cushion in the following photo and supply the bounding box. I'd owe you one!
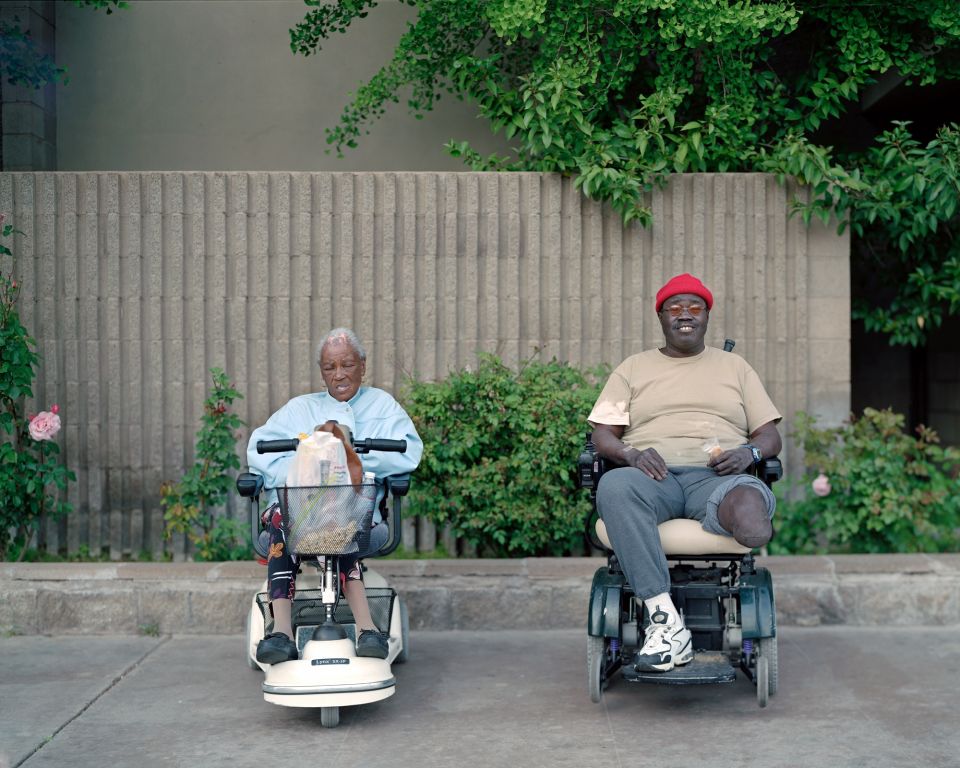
[595,518,751,556]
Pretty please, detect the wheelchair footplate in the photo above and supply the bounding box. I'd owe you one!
[622,651,737,686]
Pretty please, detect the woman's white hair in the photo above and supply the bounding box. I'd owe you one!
[317,327,367,364]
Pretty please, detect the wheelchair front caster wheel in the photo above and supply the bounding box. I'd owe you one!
[587,635,608,703]
[758,635,779,696]
[756,657,769,708]
[320,706,339,728]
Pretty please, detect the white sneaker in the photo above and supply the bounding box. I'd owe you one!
[633,609,693,672]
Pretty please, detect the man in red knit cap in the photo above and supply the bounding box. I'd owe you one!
[587,273,782,673]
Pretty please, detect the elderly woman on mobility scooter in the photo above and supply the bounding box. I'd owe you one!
[588,274,782,674]
[247,327,423,664]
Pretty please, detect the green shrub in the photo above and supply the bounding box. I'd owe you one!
[161,367,250,561]
[770,408,960,554]
[402,354,606,556]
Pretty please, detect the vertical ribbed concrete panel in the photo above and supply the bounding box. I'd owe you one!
[0,172,849,556]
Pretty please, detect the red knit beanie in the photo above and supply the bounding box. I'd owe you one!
[655,273,714,312]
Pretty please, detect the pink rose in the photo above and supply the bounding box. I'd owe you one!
[29,410,61,441]
[812,473,831,497]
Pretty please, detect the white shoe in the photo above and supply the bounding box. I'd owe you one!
[633,610,693,672]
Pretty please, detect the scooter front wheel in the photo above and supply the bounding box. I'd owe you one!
[320,706,339,728]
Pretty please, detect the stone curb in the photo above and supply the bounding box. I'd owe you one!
[2,555,958,635]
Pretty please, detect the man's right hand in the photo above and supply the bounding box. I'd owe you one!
[622,446,669,481]
[592,423,670,481]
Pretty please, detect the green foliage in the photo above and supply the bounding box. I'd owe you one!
[291,1,960,342]
[401,354,606,556]
[770,409,960,554]
[761,122,960,346]
[74,0,129,14]
[162,368,250,561]
[0,222,75,560]
[0,20,64,88]
[383,543,452,560]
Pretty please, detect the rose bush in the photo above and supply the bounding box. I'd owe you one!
[0,221,75,560]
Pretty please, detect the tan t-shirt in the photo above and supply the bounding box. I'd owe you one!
[587,347,782,466]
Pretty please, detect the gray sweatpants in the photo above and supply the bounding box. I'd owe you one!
[596,466,776,600]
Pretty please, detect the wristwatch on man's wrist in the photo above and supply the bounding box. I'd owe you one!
[743,444,762,464]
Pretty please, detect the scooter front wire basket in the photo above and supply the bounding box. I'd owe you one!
[277,484,376,556]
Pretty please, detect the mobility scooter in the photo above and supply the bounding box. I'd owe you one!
[236,434,412,727]
[579,345,783,708]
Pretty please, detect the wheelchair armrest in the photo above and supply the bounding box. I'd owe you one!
[758,457,783,486]
[236,472,264,498]
[578,435,616,490]
[384,473,411,497]
[579,433,783,490]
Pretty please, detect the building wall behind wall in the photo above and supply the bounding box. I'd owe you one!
[1,171,849,558]
[55,0,512,172]
[0,1,57,171]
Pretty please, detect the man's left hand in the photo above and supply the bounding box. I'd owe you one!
[708,447,754,476]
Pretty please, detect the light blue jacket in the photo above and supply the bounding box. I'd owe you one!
[246,387,423,517]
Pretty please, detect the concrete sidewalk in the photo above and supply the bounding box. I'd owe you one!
[2,554,960,635]
[2,628,958,768]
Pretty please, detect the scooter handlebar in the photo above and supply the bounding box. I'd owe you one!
[256,437,407,454]
[353,438,407,453]
[256,439,301,454]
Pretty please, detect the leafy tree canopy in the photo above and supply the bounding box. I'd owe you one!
[291,0,960,346]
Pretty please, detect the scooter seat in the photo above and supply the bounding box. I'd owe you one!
[595,518,750,556]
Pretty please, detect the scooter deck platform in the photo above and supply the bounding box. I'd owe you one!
[622,651,737,685]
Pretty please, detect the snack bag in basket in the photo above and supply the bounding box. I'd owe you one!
[286,428,349,487]
[317,421,363,486]
[283,422,371,554]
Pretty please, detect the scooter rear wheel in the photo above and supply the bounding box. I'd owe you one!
[245,607,260,670]
[320,706,339,728]
[395,598,410,664]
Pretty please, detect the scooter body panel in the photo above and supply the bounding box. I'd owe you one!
[247,570,405,707]
[261,637,396,708]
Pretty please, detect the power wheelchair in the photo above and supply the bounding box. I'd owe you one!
[578,430,783,708]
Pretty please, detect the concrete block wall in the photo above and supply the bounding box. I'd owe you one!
[0,171,850,557]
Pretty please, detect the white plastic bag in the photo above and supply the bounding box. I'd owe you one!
[282,426,372,554]
[287,429,350,487]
